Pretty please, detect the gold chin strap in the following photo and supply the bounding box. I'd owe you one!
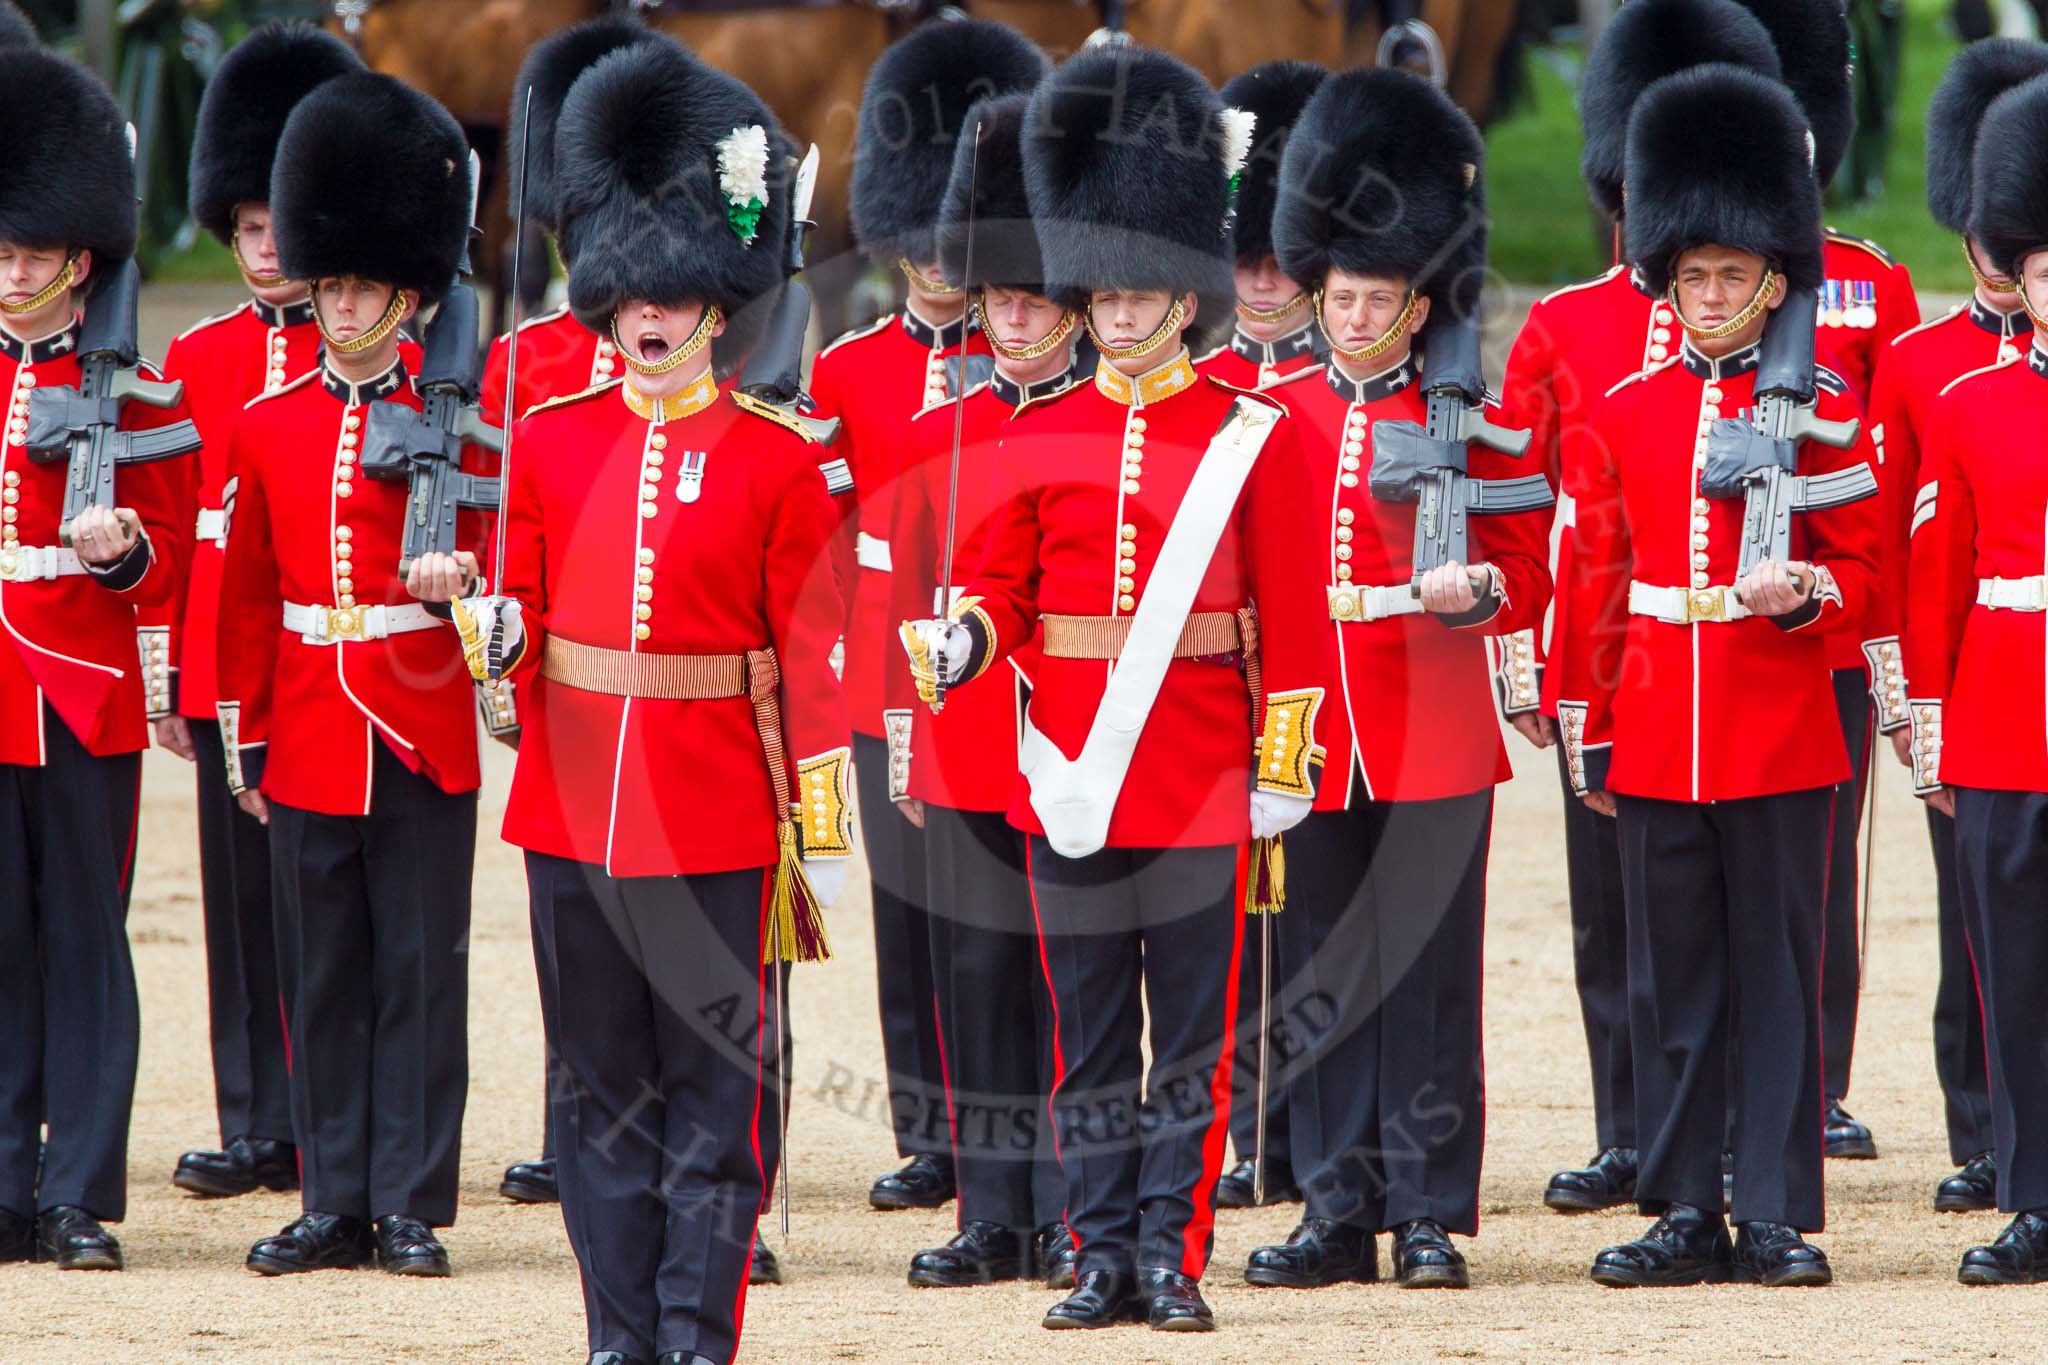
[1236,292,1309,326]
[1964,237,2022,295]
[0,255,78,317]
[974,294,1078,363]
[1316,288,1418,366]
[1667,272,1780,342]
[2013,276,2048,335]
[613,305,721,377]
[230,236,289,290]
[316,288,409,356]
[899,257,963,297]
[1084,297,1189,361]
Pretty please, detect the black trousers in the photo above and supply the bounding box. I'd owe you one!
[1929,805,1993,1164]
[1556,744,1635,1152]
[188,718,292,1146]
[1821,668,1873,1101]
[1027,837,1240,1280]
[1951,788,2048,1212]
[1285,794,1491,1236]
[1618,787,1831,1230]
[852,734,948,1162]
[267,742,473,1225]
[0,708,140,1220]
[1227,882,1292,1172]
[923,805,1061,1233]
[526,853,770,1365]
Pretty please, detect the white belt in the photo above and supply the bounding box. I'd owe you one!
[1326,582,1424,623]
[195,507,227,545]
[932,585,966,615]
[1627,580,1753,625]
[0,544,86,583]
[283,600,440,645]
[1978,576,2048,612]
[856,531,892,572]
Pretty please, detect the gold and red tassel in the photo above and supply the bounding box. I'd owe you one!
[1245,833,1286,916]
[765,821,834,964]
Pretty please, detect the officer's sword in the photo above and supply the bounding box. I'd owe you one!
[1859,723,1878,973]
[932,120,981,712]
[1254,897,1273,1207]
[490,87,534,596]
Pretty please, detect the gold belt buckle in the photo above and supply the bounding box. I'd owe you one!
[1327,585,1363,623]
[1687,588,1726,623]
[325,606,361,640]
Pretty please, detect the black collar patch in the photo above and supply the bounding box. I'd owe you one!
[1680,341,1761,381]
[321,360,408,406]
[1969,295,2025,340]
[255,297,317,330]
[1324,354,1419,405]
[902,307,974,352]
[1230,320,1319,368]
[0,319,80,365]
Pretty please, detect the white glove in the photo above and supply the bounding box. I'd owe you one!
[899,617,976,707]
[450,595,524,682]
[803,856,848,909]
[1250,790,1313,839]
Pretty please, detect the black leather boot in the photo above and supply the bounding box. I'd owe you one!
[246,1212,375,1275]
[1732,1221,1831,1287]
[1244,1217,1378,1288]
[1936,1151,1998,1214]
[1042,1267,1141,1329]
[1959,1210,2048,1285]
[908,1221,1027,1286]
[372,1213,451,1277]
[868,1153,955,1210]
[1544,1146,1638,1213]
[1213,1157,1301,1209]
[174,1135,300,1198]
[499,1157,558,1203]
[33,1206,122,1271]
[1036,1221,1077,1288]
[1391,1218,1468,1289]
[1590,1204,1733,1288]
[1139,1266,1215,1331]
[1823,1099,1877,1159]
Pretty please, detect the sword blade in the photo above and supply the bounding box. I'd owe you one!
[933,120,982,711]
[1253,907,1273,1207]
[492,86,535,593]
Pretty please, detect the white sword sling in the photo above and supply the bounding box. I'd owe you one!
[1018,396,1282,857]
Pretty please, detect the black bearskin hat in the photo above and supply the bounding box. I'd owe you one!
[1218,60,1327,270]
[1928,39,2048,235]
[508,15,660,233]
[1274,67,1486,325]
[555,39,794,348]
[1023,44,1237,334]
[1968,72,2048,276]
[1577,0,1781,219]
[852,18,1049,268]
[937,94,1046,294]
[0,2,36,49]
[189,23,361,246]
[0,49,136,275]
[1624,64,1824,295]
[1729,0,1854,190]
[271,72,472,308]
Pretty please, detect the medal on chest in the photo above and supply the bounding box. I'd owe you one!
[673,449,709,504]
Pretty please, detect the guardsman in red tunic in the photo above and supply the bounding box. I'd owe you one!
[216,72,485,1278]
[904,47,1333,1333]
[451,42,850,1361]
[473,11,663,1220]
[1244,68,1551,1294]
[0,44,196,1272]
[156,21,360,1207]
[1908,72,2048,1284]
[1734,0,1920,1164]
[879,92,1079,1292]
[1870,40,2048,1217]
[1191,58,1324,1214]
[1558,67,1878,1288]
[1194,62,1326,408]
[810,19,1041,1215]
[1496,0,1786,1216]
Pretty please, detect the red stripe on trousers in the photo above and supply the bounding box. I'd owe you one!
[1023,840,1075,1251]
[1176,843,1247,1276]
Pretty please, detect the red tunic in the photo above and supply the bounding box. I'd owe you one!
[144,298,321,720]
[809,308,987,737]
[959,352,1335,848]
[1497,265,1670,718]
[215,361,489,815]
[1866,298,2025,711]
[497,374,849,876]
[1265,357,1551,807]
[1905,346,2048,794]
[1194,321,1321,391]
[0,321,194,764]
[1555,342,1878,803]
[883,367,1074,811]
[479,306,614,426]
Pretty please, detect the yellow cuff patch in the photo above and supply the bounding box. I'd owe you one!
[1255,687,1326,798]
[795,747,854,858]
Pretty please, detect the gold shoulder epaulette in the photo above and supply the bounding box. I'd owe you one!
[729,389,823,443]
[522,376,622,421]
[818,313,895,360]
[1825,227,1896,269]
[1206,373,1290,416]
[241,369,318,409]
